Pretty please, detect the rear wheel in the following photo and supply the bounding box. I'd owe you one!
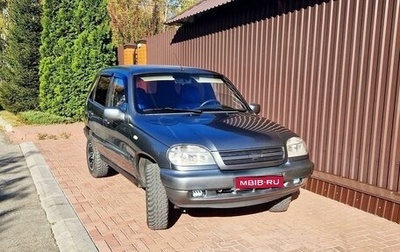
[269,194,292,212]
[86,139,109,178]
[145,162,169,230]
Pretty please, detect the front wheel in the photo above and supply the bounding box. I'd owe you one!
[145,163,169,230]
[86,139,110,178]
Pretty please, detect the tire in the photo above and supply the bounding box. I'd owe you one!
[86,139,110,178]
[269,194,292,212]
[137,158,149,188]
[145,162,169,230]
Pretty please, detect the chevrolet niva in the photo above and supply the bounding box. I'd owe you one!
[84,65,314,230]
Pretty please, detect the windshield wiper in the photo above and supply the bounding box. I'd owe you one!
[199,107,247,112]
[142,107,202,114]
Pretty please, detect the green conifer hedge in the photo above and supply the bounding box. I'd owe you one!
[39,0,115,119]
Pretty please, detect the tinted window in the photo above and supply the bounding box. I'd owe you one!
[110,77,126,110]
[94,76,111,106]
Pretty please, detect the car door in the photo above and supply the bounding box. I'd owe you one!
[86,73,113,157]
[102,75,137,175]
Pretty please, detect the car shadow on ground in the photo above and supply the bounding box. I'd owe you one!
[168,190,300,227]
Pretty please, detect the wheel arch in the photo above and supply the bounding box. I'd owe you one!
[137,153,157,187]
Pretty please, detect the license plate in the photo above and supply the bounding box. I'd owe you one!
[235,176,284,189]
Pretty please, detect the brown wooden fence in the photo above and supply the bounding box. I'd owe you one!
[140,0,400,222]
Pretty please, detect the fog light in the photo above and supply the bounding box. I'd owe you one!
[284,178,303,187]
[293,178,301,184]
[191,190,206,198]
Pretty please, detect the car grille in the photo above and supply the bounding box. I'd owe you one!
[219,147,285,166]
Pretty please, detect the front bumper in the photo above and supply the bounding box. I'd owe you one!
[160,159,313,208]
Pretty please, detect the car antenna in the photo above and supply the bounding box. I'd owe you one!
[172,51,185,71]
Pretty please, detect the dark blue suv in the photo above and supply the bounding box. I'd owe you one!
[84,65,313,230]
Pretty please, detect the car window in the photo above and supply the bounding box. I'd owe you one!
[134,74,248,113]
[110,77,126,110]
[94,75,112,106]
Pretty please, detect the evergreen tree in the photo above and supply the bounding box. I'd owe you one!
[39,0,64,114]
[150,0,165,35]
[39,0,115,119]
[0,0,6,42]
[0,0,6,110]
[0,0,42,113]
[0,0,8,69]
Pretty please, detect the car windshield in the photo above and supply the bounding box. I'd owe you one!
[134,73,248,113]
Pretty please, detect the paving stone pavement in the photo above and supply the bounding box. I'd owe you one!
[4,122,400,252]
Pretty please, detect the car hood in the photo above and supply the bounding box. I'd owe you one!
[135,112,295,151]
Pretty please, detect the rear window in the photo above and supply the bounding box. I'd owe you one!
[93,76,111,106]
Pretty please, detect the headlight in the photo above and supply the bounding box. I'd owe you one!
[167,145,215,166]
[286,137,308,158]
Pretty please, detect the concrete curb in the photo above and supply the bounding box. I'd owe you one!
[0,116,13,132]
[20,142,98,252]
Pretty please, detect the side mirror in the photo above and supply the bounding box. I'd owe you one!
[104,108,126,121]
[249,103,261,114]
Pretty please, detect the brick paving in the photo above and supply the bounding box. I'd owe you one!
[6,123,400,252]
